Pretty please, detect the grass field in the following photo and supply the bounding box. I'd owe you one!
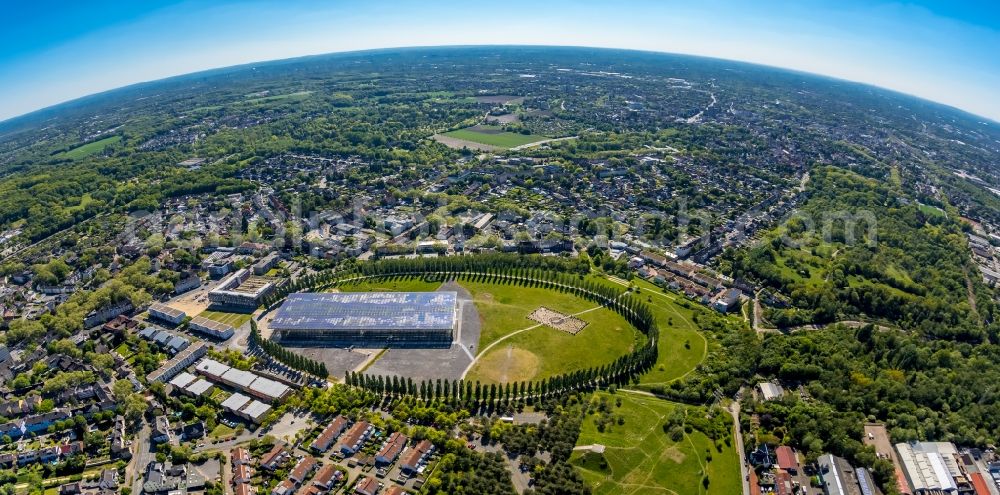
[627,279,709,386]
[60,135,121,159]
[442,125,547,148]
[571,391,740,495]
[461,279,642,383]
[197,309,252,328]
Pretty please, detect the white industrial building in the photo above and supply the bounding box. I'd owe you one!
[194,359,291,402]
[895,442,959,493]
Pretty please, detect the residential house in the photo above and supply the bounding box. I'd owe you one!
[260,445,289,471]
[289,456,318,484]
[311,416,348,453]
[353,476,379,495]
[336,421,372,456]
[399,440,434,475]
[375,432,408,465]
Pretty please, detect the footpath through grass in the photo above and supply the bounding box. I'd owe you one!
[460,278,642,384]
[572,391,741,495]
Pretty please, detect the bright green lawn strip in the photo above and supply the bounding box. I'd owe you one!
[60,135,121,159]
[459,279,608,350]
[334,277,442,294]
[442,127,547,148]
[197,310,252,328]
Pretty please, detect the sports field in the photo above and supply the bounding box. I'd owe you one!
[197,309,252,328]
[571,391,740,495]
[60,135,121,159]
[441,125,547,148]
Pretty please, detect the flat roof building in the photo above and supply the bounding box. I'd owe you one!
[895,442,959,493]
[238,401,271,424]
[246,376,291,402]
[188,316,235,340]
[148,342,208,383]
[271,292,457,347]
[184,379,214,398]
[221,393,252,414]
[208,269,277,310]
[149,303,186,325]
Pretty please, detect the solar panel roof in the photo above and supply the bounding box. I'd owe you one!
[270,292,458,331]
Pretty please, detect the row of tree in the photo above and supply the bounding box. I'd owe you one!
[257,254,659,401]
[249,321,329,377]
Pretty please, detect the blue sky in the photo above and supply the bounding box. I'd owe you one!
[1,0,999,121]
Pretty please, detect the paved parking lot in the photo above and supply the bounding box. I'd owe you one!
[362,282,480,381]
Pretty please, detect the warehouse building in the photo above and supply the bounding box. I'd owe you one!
[193,359,291,402]
[895,442,959,493]
[208,269,277,310]
[270,292,458,347]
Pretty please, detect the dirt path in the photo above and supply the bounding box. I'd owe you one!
[500,345,513,383]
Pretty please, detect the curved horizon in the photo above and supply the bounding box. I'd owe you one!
[1,0,998,123]
[1,43,997,127]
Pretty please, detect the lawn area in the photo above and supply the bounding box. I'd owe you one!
[571,391,740,495]
[627,279,709,385]
[210,424,235,438]
[442,125,547,148]
[59,135,121,159]
[197,309,252,328]
[460,279,642,384]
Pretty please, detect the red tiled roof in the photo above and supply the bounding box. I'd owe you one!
[775,446,798,470]
[232,447,250,464]
[400,439,433,470]
[749,469,761,495]
[261,445,286,467]
[338,421,370,450]
[234,464,252,481]
[377,432,408,462]
[311,416,348,451]
[384,486,405,495]
[312,465,339,487]
[354,476,378,495]
[290,456,317,482]
[774,471,792,495]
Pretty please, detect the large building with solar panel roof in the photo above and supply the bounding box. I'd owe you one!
[270,292,458,347]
